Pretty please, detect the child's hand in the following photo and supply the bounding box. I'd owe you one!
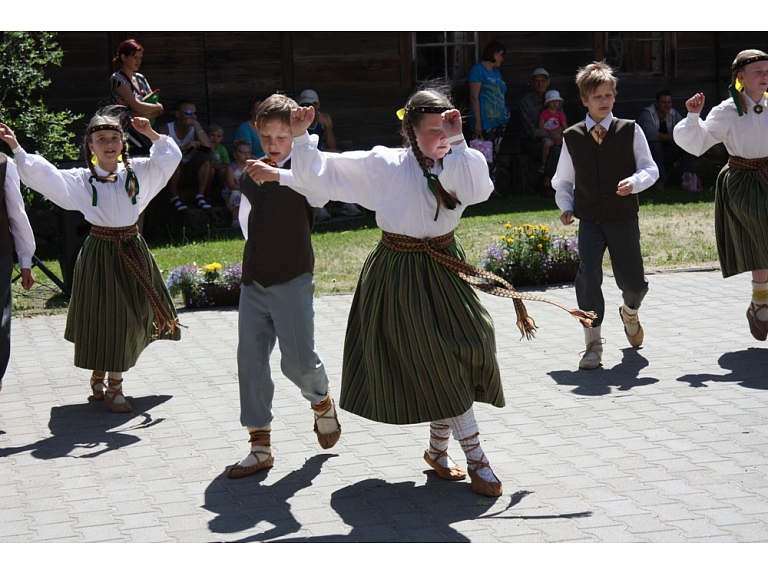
[616,179,633,196]
[0,123,20,149]
[442,109,463,137]
[20,269,34,291]
[560,211,574,225]
[685,93,705,114]
[244,159,280,184]
[291,106,316,137]
[131,117,160,141]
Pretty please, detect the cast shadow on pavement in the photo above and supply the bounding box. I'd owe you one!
[205,452,336,541]
[548,347,659,396]
[0,395,170,460]
[677,347,768,390]
[229,477,590,543]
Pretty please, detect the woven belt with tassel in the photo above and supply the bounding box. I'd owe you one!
[728,155,768,186]
[90,225,179,339]
[379,230,595,340]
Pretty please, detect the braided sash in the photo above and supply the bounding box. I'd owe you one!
[728,155,768,186]
[380,231,595,340]
[90,225,178,339]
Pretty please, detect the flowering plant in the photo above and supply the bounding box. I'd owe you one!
[165,262,242,307]
[480,223,579,285]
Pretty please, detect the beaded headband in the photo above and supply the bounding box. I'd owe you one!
[732,53,768,71]
[87,124,123,136]
[396,105,453,120]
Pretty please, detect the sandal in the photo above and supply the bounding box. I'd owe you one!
[228,429,274,479]
[463,434,502,497]
[90,370,106,400]
[195,195,212,210]
[311,394,341,449]
[424,450,466,481]
[105,377,132,413]
[170,197,188,212]
[747,302,768,341]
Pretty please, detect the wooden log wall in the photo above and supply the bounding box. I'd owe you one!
[43,31,768,159]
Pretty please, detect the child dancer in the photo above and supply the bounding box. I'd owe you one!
[245,86,594,496]
[553,62,657,370]
[0,110,182,412]
[0,152,36,393]
[674,49,768,341]
[227,94,339,480]
[539,90,567,173]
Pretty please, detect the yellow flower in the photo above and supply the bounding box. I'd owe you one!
[203,262,222,273]
[537,243,543,249]
[499,235,506,240]
[504,223,512,229]
[542,225,549,231]
[507,238,514,243]
[542,235,549,241]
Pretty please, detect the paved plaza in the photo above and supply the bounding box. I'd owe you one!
[2,269,768,543]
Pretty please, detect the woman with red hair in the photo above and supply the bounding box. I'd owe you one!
[110,39,163,156]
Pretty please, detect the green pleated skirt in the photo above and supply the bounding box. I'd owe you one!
[339,237,504,425]
[64,233,180,372]
[715,166,768,278]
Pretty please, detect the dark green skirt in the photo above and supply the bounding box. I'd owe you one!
[339,237,504,425]
[715,166,768,278]
[64,233,180,372]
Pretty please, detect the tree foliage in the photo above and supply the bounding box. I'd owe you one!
[0,32,81,162]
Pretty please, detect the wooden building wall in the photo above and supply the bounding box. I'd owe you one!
[44,31,768,157]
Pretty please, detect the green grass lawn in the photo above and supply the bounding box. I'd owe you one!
[12,184,719,316]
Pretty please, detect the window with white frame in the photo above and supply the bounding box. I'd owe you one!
[413,32,478,82]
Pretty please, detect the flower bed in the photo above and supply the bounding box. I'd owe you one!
[480,223,579,287]
[166,262,242,308]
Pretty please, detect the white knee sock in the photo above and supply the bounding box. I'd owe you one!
[428,420,456,469]
[238,425,272,467]
[620,305,640,336]
[107,372,125,405]
[446,408,497,483]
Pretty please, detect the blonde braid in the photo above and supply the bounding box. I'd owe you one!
[121,141,137,198]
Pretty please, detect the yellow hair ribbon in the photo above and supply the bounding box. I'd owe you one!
[396,108,405,121]
[91,155,98,166]
[735,78,744,92]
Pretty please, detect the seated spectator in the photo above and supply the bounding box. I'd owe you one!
[538,90,567,174]
[298,89,361,220]
[638,90,696,190]
[207,124,230,198]
[158,100,214,211]
[519,67,561,196]
[234,96,267,159]
[222,139,250,229]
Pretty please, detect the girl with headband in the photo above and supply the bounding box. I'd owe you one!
[675,49,768,341]
[0,108,182,413]
[244,85,594,497]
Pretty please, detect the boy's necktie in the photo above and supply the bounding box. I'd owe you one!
[590,124,606,145]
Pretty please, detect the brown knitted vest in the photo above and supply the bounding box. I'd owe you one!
[563,118,638,224]
[0,154,16,257]
[240,159,317,288]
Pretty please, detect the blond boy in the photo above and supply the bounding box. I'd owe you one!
[552,62,658,369]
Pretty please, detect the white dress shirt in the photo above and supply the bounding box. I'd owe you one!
[12,136,181,228]
[552,112,659,214]
[673,93,768,159]
[282,132,494,239]
[2,160,36,270]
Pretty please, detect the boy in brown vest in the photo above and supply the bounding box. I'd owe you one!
[0,151,36,392]
[552,62,659,369]
[226,94,340,479]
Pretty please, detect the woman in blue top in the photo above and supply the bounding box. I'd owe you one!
[234,96,267,159]
[469,41,511,184]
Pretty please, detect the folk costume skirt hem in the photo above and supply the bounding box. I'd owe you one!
[64,233,180,372]
[339,238,504,425]
[715,165,768,278]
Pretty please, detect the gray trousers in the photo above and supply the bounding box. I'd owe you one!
[237,273,329,428]
[576,218,648,327]
[0,254,12,380]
